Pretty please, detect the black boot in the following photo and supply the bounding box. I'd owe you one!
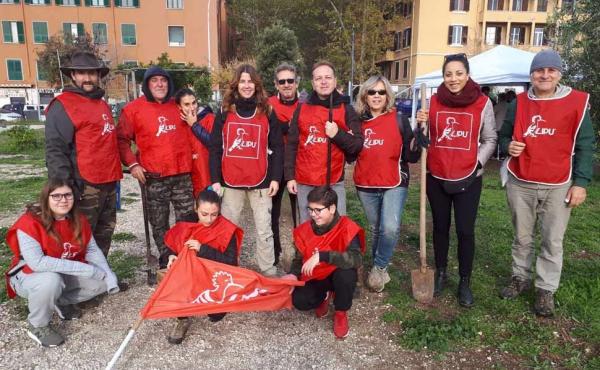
[457,276,474,308]
[434,268,447,297]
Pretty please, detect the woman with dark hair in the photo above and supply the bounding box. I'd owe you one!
[209,64,284,277]
[5,179,119,347]
[352,75,420,292]
[416,53,496,307]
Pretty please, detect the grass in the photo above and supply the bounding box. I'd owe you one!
[107,250,144,282]
[112,232,137,242]
[0,177,47,214]
[348,163,600,368]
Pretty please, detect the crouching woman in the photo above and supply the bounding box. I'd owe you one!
[6,178,119,347]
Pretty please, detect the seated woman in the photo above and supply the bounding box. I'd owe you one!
[6,178,119,347]
[163,189,243,344]
[291,186,365,339]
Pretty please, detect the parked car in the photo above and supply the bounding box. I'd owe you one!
[0,109,23,122]
[1,103,25,118]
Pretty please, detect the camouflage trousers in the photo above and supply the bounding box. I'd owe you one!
[79,182,117,256]
[144,173,196,268]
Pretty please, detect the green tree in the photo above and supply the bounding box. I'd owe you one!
[36,32,103,87]
[255,23,304,93]
[549,0,600,135]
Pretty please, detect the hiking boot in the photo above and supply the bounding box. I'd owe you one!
[367,266,391,293]
[77,294,105,309]
[333,311,349,339]
[27,323,64,347]
[315,291,331,318]
[500,276,531,299]
[55,304,82,320]
[208,313,226,323]
[434,268,448,297]
[167,317,191,344]
[457,276,474,308]
[534,288,555,317]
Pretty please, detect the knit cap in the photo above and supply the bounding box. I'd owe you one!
[530,49,563,74]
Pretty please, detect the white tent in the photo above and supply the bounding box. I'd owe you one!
[414,45,536,88]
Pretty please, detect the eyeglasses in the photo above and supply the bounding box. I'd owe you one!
[444,53,467,61]
[367,89,386,96]
[307,205,329,215]
[50,192,74,201]
[278,78,296,85]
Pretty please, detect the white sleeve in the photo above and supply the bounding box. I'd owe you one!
[85,237,119,294]
[477,99,498,169]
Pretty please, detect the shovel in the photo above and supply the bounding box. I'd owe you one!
[411,83,434,304]
[139,181,158,285]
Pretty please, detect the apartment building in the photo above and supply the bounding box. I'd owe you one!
[0,0,227,105]
[379,0,572,87]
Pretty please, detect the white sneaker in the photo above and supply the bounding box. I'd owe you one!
[367,266,391,293]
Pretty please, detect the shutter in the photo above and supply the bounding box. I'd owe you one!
[449,0,454,11]
[462,26,468,45]
[498,0,504,9]
[523,0,528,11]
[2,22,11,43]
[45,0,51,4]
[25,0,31,4]
[447,26,453,45]
[114,0,121,6]
[17,22,25,43]
[85,0,91,5]
[74,0,81,5]
[104,0,109,6]
[464,0,470,11]
[133,0,139,7]
[77,23,84,37]
[56,0,63,5]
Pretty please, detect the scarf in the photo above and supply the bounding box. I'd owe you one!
[436,78,481,108]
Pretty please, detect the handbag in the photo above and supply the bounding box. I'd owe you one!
[441,162,482,194]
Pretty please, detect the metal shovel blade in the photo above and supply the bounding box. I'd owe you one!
[411,267,435,304]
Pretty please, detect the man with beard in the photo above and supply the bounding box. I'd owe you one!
[45,51,122,258]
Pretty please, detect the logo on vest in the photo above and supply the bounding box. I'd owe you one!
[156,116,177,137]
[225,122,261,159]
[61,242,79,259]
[228,128,257,152]
[191,271,268,304]
[523,115,555,138]
[304,125,328,146]
[101,114,115,136]
[363,128,384,149]
[434,112,474,151]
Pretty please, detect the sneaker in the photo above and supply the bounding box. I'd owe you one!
[167,317,192,344]
[534,288,555,317]
[55,304,82,320]
[315,291,331,318]
[367,266,391,293]
[500,276,531,299]
[333,311,349,339]
[27,323,64,347]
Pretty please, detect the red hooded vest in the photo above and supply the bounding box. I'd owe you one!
[354,109,403,188]
[293,216,365,281]
[191,113,215,196]
[427,94,487,181]
[507,90,589,185]
[268,95,298,144]
[49,92,122,184]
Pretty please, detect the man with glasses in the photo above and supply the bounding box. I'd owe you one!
[290,186,365,339]
[45,51,122,257]
[285,61,363,223]
[268,63,300,266]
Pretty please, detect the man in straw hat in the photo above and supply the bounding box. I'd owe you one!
[45,50,123,259]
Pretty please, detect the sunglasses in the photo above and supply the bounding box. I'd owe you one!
[367,89,386,96]
[50,192,74,201]
[444,53,467,61]
[307,205,329,215]
[278,78,296,85]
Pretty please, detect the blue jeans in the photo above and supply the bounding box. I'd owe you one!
[357,186,408,269]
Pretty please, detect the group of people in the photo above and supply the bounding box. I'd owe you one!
[5,48,594,347]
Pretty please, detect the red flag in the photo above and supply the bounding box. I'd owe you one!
[140,248,304,319]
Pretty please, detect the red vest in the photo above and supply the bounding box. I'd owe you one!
[164,216,244,260]
[49,92,122,184]
[5,212,92,298]
[221,111,270,187]
[268,95,298,144]
[190,113,215,197]
[507,90,589,185]
[427,95,487,181]
[293,216,365,281]
[295,104,349,185]
[354,110,403,188]
[121,98,192,177]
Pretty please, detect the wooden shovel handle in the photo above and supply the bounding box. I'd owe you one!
[419,83,428,269]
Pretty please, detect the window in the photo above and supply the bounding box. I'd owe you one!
[512,0,528,11]
[0,0,18,4]
[166,0,182,9]
[115,0,139,7]
[123,60,138,67]
[92,23,107,44]
[533,27,547,46]
[32,22,48,43]
[121,24,136,45]
[402,28,411,48]
[7,59,23,80]
[394,61,400,81]
[27,0,51,4]
[393,32,401,50]
[2,21,24,43]
[56,0,81,5]
[561,0,574,11]
[63,23,84,41]
[485,26,502,45]
[510,26,526,45]
[168,25,184,46]
[86,0,109,6]
[450,0,469,11]
[537,0,547,11]
[37,60,49,81]
[402,59,409,79]
[487,0,504,11]
[399,1,412,17]
[448,25,468,45]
